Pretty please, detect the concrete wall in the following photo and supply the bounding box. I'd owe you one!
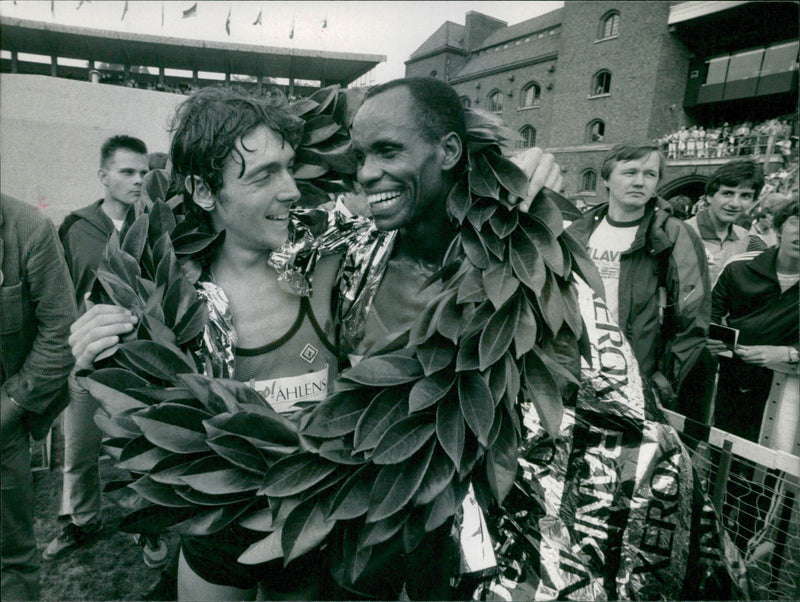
[0,74,184,226]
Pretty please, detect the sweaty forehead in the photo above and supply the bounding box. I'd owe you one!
[229,125,292,166]
[352,90,422,145]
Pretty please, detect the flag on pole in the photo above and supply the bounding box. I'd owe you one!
[161,2,165,27]
[253,10,262,26]
[182,2,197,19]
[121,0,129,21]
[51,0,55,16]
[322,17,327,29]
[76,0,91,10]
[289,14,295,39]
[225,7,231,36]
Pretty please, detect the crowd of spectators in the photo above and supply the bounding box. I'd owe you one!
[657,116,797,161]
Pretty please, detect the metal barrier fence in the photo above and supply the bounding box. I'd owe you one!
[664,409,800,601]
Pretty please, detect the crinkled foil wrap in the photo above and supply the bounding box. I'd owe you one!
[267,207,374,297]
[473,278,748,601]
[335,226,397,357]
[196,280,237,378]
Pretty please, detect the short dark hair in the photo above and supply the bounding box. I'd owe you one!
[705,160,765,200]
[773,197,799,232]
[101,135,147,168]
[600,143,665,181]
[169,86,303,197]
[363,77,467,172]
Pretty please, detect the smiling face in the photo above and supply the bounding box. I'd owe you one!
[209,125,300,253]
[602,152,661,220]
[706,184,756,226]
[100,148,148,212]
[351,87,453,233]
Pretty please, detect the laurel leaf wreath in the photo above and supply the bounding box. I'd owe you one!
[84,85,599,578]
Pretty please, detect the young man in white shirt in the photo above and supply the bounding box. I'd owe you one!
[567,143,710,414]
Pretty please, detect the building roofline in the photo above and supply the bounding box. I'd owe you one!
[668,1,749,25]
[448,51,558,84]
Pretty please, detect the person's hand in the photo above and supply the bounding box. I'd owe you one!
[735,344,789,367]
[706,338,729,356]
[650,370,676,408]
[1,389,26,438]
[509,147,564,213]
[70,303,137,370]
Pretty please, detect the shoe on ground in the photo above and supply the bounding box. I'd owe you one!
[134,533,169,569]
[43,519,104,560]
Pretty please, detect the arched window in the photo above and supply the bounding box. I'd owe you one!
[586,119,605,143]
[521,82,541,108]
[591,70,611,95]
[599,11,620,39]
[488,90,504,113]
[581,169,598,192]
[460,96,471,108]
[518,125,537,149]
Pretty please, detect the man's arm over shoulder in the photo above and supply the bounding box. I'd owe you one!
[661,218,711,391]
[2,214,77,418]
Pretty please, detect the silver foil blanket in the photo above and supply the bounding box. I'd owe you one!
[474,278,748,600]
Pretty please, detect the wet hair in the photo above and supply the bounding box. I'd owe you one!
[100,135,147,168]
[169,86,303,198]
[705,160,765,200]
[362,77,467,173]
[600,143,665,181]
[773,197,799,233]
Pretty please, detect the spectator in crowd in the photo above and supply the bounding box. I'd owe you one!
[685,160,768,284]
[147,151,169,172]
[668,194,693,220]
[708,198,799,444]
[677,125,689,157]
[658,115,797,159]
[45,136,168,569]
[718,123,732,157]
[567,143,710,410]
[734,121,752,155]
[1,194,77,600]
[749,204,779,248]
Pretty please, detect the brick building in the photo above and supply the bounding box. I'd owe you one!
[405,1,798,203]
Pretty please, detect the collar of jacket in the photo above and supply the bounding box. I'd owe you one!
[746,247,781,283]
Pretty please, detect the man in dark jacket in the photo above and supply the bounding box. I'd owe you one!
[1,194,76,600]
[44,136,161,564]
[567,143,710,409]
[708,198,799,444]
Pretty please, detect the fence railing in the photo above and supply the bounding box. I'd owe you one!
[659,133,796,161]
[664,409,800,601]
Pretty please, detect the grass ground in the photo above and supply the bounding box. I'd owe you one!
[33,417,178,601]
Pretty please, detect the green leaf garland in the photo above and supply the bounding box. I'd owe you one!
[86,87,593,583]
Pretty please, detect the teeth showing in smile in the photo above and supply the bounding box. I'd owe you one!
[266,214,289,221]
[368,191,402,205]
